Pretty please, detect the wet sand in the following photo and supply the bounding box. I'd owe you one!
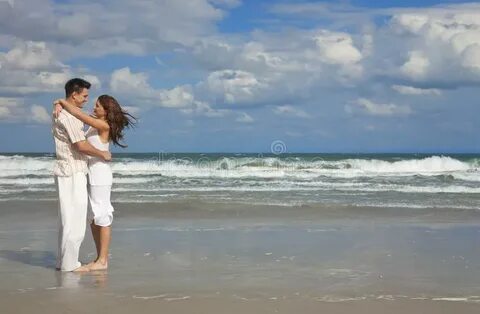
[1,200,480,313]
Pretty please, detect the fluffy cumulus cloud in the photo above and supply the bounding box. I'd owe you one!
[204,70,266,105]
[0,97,50,124]
[235,112,254,123]
[30,104,50,124]
[199,3,480,116]
[181,101,229,117]
[208,0,242,8]
[346,98,412,117]
[110,67,195,108]
[189,28,367,110]
[0,40,99,96]
[0,41,66,94]
[1,41,63,71]
[400,50,430,80]
[392,85,441,96]
[110,68,157,100]
[387,4,480,86]
[110,67,229,117]
[273,105,310,118]
[101,2,480,123]
[159,86,195,108]
[0,0,229,59]
[315,34,362,65]
[0,97,15,119]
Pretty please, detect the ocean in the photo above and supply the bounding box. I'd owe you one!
[0,153,479,209]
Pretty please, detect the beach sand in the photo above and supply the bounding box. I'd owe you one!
[1,200,480,313]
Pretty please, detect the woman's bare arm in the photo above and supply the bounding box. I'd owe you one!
[55,99,109,131]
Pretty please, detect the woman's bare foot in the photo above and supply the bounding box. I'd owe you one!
[85,260,97,268]
[72,264,90,272]
[88,261,108,271]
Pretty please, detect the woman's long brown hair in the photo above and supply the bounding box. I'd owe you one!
[98,95,136,148]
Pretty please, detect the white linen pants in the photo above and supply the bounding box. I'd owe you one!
[55,173,88,271]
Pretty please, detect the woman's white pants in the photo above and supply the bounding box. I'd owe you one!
[88,185,114,227]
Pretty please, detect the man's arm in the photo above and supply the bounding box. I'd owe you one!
[58,114,111,161]
[74,140,112,161]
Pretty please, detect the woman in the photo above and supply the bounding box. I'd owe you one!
[54,95,136,271]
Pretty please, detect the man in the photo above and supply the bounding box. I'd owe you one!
[52,78,111,272]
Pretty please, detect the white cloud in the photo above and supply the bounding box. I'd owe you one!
[462,44,480,71]
[0,97,51,124]
[401,50,430,79]
[122,106,140,116]
[190,28,368,108]
[1,41,64,71]
[273,105,310,118]
[0,106,10,118]
[208,0,242,8]
[109,67,233,117]
[314,30,363,65]
[159,86,195,108]
[30,104,50,123]
[0,0,229,58]
[0,40,99,95]
[242,42,285,69]
[266,2,480,90]
[347,98,412,116]
[236,112,254,123]
[392,85,441,96]
[180,101,229,117]
[110,67,152,96]
[0,97,22,120]
[387,6,480,86]
[110,67,194,108]
[205,69,265,104]
[0,97,17,107]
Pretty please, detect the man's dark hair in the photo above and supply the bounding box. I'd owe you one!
[65,78,91,98]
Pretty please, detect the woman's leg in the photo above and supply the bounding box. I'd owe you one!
[96,225,111,264]
[88,225,110,270]
[91,222,101,258]
[88,185,113,270]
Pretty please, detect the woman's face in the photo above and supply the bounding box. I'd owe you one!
[93,100,106,119]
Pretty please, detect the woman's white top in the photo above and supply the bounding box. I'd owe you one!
[86,127,112,186]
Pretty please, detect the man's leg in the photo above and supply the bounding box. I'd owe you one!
[55,176,63,270]
[70,173,88,271]
[56,173,88,271]
[57,175,79,271]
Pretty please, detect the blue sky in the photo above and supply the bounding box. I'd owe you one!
[0,0,479,153]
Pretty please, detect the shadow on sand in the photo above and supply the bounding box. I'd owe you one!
[0,249,56,269]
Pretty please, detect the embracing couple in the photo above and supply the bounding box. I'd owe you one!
[52,78,135,272]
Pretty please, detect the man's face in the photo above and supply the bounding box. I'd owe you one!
[72,88,89,108]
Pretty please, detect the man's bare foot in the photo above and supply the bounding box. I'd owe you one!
[88,261,108,271]
[72,264,90,272]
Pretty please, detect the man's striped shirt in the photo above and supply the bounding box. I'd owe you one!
[52,110,88,176]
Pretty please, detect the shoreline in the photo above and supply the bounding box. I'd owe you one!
[1,199,480,224]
